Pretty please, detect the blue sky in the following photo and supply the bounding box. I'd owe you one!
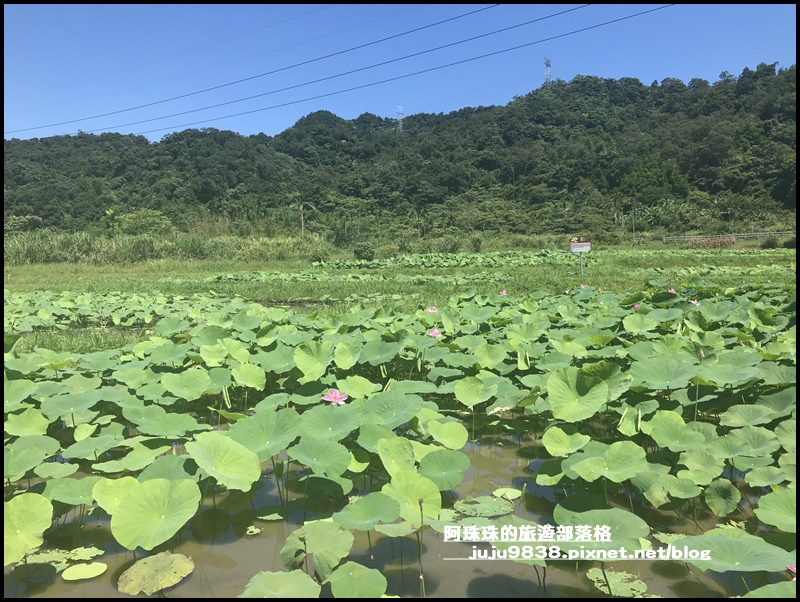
[4,4,796,143]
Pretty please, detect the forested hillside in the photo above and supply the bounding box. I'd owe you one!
[4,62,795,243]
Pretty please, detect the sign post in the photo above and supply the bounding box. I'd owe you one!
[569,236,592,276]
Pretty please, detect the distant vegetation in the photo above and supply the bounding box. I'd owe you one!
[4,62,795,248]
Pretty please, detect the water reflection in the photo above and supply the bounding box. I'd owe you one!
[4,440,764,598]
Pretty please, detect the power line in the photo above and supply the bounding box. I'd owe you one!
[77,5,592,133]
[129,4,675,137]
[5,4,501,134]
[12,5,337,101]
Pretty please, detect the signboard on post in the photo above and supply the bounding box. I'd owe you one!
[569,236,591,276]
[570,236,592,253]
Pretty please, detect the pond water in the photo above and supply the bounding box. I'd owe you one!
[4,438,775,598]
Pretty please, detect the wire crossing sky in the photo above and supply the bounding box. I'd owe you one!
[4,4,796,142]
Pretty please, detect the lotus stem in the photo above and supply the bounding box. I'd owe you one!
[600,562,613,596]
[418,498,426,598]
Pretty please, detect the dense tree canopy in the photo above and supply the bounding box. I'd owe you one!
[4,63,795,240]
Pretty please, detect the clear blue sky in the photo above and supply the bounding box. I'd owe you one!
[4,4,796,143]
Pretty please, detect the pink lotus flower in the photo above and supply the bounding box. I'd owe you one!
[668,288,676,294]
[689,299,700,307]
[698,348,705,359]
[426,306,438,313]
[500,290,508,295]
[321,389,348,405]
[788,565,796,580]
[427,328,442,338]
[580,284,585,289]
[634,304,640,311]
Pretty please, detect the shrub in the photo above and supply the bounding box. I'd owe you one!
[470,235,483,253]
[782,237,796,249]
[353,242,375,261]
[687,236,737,249]
[115,209,176,236]
[760,236,779,249]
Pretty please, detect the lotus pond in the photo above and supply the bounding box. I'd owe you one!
[4,277,796,598]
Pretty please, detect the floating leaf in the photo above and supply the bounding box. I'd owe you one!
[704,479,742,516]
[332,492,400,531]
[117,551,194,596]
[755,488,796,533]
[62,562,107,581]
[417,449,471,490]
[240,570,321,598]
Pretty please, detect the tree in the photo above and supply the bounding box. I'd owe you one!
[288,195,317,236]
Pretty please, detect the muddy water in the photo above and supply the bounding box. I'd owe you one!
[5,441,752,598]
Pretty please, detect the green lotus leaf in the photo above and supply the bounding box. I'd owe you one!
[336,375,378,399]
[358,340,403,366]
[5,435,60,481]
[117,551,194,595]
[42,475,102,506]
[357,423,397,454]
[74,422,97,441]
[546,367,609,422]
[745,467,792,488]
[678,532,795,572]
[62,562,107,581]
[61,374,102,393]
[4,408,51,437]
[148,340,191,366]
[219,338,250,364]
[161,367,211,401]
[665,477,703,499]
[4,379,39,412]
[555,508,650,553]
[698,362,761,388]
[755,488,796,533]
[111,366,151,389]
[154,317,191,337]
[454,495,515,518]
[280,520,354,583]
[332,492,401,531]
[757,388,796,418]
[111,478,201,551]
[232,362,266,390]
[535,351,574,372]
[125,404,203,437]
[474,343,508,369]
[427,420,468,450]
[40,390,103,421]
[719,404,776,427]
[93,476,140,515]
[228,408,302,461]
[580,361,631,402]
[377,437,415,478]
[299,403,361,441]
[704,478,742,516]
[536,459,565,486]
[93,442,172,473]
[4,493,53,566]
[34,462,78,479]
[199,343,228,367]
[454,376,498,408]
[570,440,649,483]
[623,313,659,335]
[677,449,725,485]
[333,339,362,370]
[587,568,648,598]
[775,420,796,453]
[741,582,797,598]
[360,390,423,429]
[254,344,295,374]
[240,570,321,598]
[629,353,699,390]
[418,449,471,490]
[326,561,387,598]
[542,425,590,457]
[185,431,261,491]
[382,470,442,524]
[759,362,797,386]
[629,464,672,508]
[641,410,706,452]
[726,426,782,456]
[288,437,351,477]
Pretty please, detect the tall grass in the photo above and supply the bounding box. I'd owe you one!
[3,230,339,266]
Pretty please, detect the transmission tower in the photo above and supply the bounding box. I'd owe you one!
[396,105,404,133]
[544,58,552,84]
